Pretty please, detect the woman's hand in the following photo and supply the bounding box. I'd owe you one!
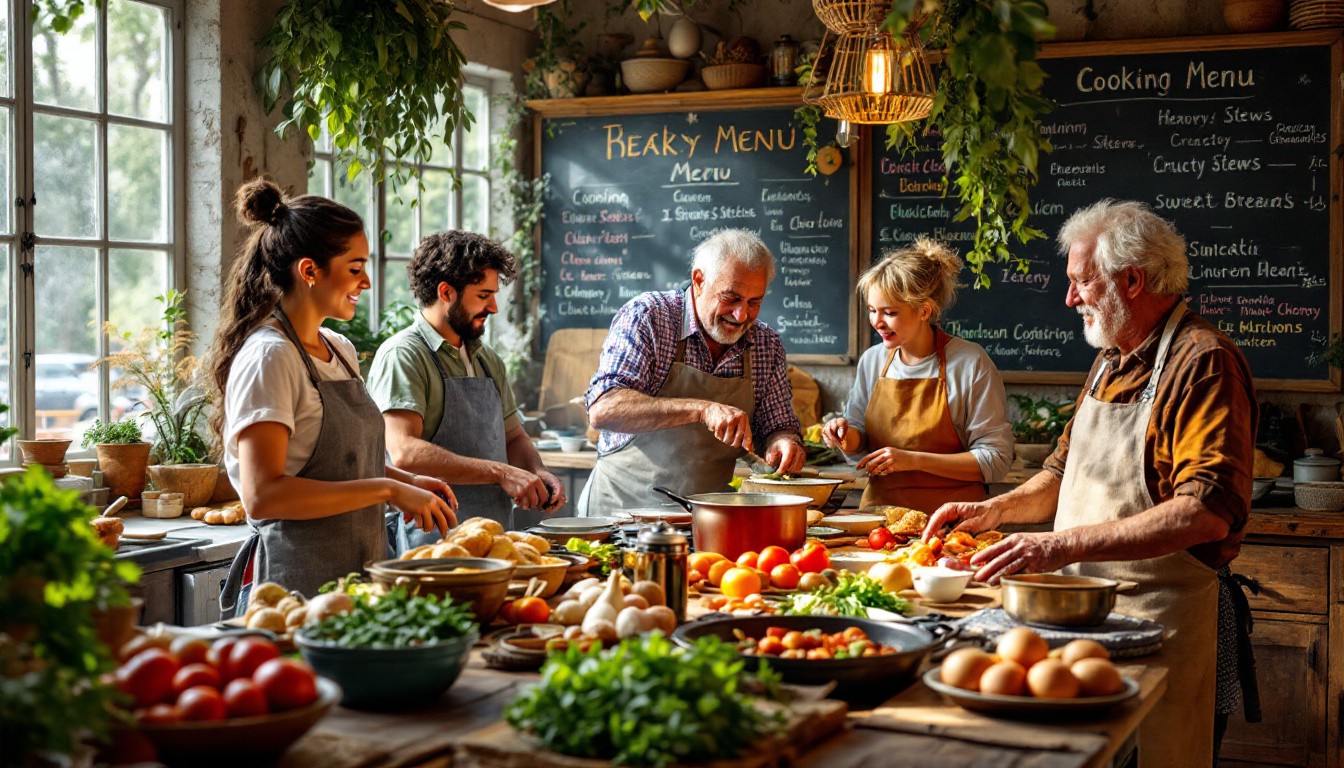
[856,447,917,476]
[389,479,456,538]
[821,418,861,453]
[409,474,458,512]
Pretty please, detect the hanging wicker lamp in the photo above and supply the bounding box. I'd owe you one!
[804,0,936,124]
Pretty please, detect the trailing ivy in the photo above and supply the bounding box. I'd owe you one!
[257,0,473,185]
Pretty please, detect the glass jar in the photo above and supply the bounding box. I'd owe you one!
[771,35,800,87]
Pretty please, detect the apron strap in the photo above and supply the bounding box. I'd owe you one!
[934,328,950,382]
[1140,302,1186,403]
[673,339,688,363]
[271,308,359,382]
[416,328,453,381]
[741,344,752,380]
[878,347,899,378]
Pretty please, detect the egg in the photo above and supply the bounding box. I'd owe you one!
[1071,658,1125,697]
[978,660,1027,696]
[940,648,995,691]
[1061,639,1110,666]
[667,18,702,59]
[996,627,1049,669]
[1026,659,1080,699]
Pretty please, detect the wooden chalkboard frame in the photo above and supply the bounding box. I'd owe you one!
[527,88,863,364]
[858,30,1343,391]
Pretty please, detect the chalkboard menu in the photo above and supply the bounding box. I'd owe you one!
[870,33,1341,388]
[537,104,857,362]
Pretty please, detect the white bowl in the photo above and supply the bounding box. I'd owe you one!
[557,436,586,453]
[912,566,971,603]
[829,550,889,574]
[823,513,884,535]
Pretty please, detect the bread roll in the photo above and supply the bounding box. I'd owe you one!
[455,528,493,557]
[485,535,516,561]
[513,541,541,564]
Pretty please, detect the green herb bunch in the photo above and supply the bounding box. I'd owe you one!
[0,466,141,767]
[782,572,910,618]
[565,537,621,577]
[301,585,476,648]
[1009,394,1076,445]
[323,300,416,366]
[80,418,143,448]
[505,634,784,767]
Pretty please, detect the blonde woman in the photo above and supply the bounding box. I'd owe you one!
[822,239,1012,512]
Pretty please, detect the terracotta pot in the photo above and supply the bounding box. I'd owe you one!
[96,442,151,501]
[208,465,240,504]
[16,438,71,465]
[1224,0,1288,32]
[147,463,220,508]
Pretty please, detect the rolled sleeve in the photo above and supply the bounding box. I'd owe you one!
[1167,366,1255,533]
[749,329,800,444]
[367,343,431,418]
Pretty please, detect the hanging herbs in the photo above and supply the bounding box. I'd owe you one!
[257,0,473,185]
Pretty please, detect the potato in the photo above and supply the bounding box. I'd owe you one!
[553,600,587,626]
[646,606,677,634]
[246,607,287,633]
[631,581,666,607]
[248,582,288,608]
[486,535,516,561]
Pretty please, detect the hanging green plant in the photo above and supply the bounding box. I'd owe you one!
[31,0,94,32]
[257,0,473,185]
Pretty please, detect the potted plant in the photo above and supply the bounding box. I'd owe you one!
[1009,394,1075,467]
[82,418,151,501]
[323,300,416,377]
[524,1,590,99]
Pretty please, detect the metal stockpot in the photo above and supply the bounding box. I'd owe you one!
[652,485,811,559]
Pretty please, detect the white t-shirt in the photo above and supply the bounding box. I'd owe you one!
[223,324,362,493]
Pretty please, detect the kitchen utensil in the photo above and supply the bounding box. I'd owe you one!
[101,496,129,518]
[921,668,1139,717]
[556,435,587,453]
[366,557,515,624]
[631,522,690,622]
[740,476,843,508]
[296,631,476,711]
[652,485,811,560]
[742,449,777,475]
[1251,478,1274,501]
[1001,573,1118,628]
[1295,481,1344,512]
[628,508,693,527]
[1295,449,1342,483]
[805,526,844,539]
[526,525,616,545]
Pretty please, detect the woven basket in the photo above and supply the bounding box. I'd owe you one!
[620,58,689,93]
[701,63,768,90]
[1289,0,1344,28]
[1224,0,1287,31]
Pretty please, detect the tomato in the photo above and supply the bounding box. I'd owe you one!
[499,599,520,624]
[707,560,734,587]
[513,596,551,624]
[769,563,801,590]
[223,678,270,718]
[177,685,227,721]
[118,648,180,708]
[790,543,830,574]
[172,663,222,696]
[735,551,759,569]
[719,567,761,599]
[868,527,897,550]
[118,633,172,663]
[253,658,319,711]
[169,636,211,666]
[765,626,788,639]
[756,546,791,574]
[135,703,183,725]
[228,637,280,680]
[208,637,239,677]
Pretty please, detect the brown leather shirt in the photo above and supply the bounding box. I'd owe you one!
[1043,304,1258,569]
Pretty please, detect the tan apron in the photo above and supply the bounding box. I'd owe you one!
[1056,302,1217,768]
[860,329,987,512]
[584,339,754,514]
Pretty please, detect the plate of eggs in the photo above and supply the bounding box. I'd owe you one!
[924,627,1138,716]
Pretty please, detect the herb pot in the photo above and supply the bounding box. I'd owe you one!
[147,463,219,507]
[16,438,71,465]
[1294,449,1342,484]
[95,442,151,501]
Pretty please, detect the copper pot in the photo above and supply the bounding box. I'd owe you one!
[652,485,811,560]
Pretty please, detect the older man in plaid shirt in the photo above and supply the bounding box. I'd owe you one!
[579,229,804,515]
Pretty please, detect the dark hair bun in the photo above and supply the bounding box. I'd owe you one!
[235,178,288,227]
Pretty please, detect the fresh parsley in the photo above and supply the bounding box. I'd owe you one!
[565,537,621,576]
[782,572,911,618]
[300,586,476,648]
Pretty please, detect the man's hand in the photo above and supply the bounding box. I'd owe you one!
[923,500,1003,541]
[702,402,753,451]
[969,531,1076,585]
[765,433,806,475]
[856,447,918,476]
[537,469,567,513]
[498,465,549,510]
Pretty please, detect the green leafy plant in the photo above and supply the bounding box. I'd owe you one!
[565,537,621,576]
[301,585,476,647]
[0,404,17,446]
[80,418,143,448]
[782,571,911,618]
[323,299,416,367]
[31,0,94,32]
[1009,394,1075,445]
[524,0,588,100]
[505,634,784,767]
[1324,333,1344,370]
[257,0,472,185]
[0,466,141,767]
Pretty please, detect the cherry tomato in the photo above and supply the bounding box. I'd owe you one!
[118,648,180,708]
[253,658,319,711]
[172,663,222,696]
[228,637,280,680]
[514,596,551,624]
[868,527,896,550]
[118,633,172,663]
[208,637,239,678]
[223,678,270,718]
[756,546,791,574]
[177,685,226,721]
[169,636,211,666]
[769,563,801,590]
[735,551,759,569]
[135,703,183,725]
[499,600,520,624]
[790,543,830,574]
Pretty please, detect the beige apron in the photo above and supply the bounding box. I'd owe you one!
[584,339,754,514]
[860,329,987,512]
[1056,302,1217,768]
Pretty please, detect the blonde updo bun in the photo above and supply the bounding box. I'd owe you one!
[235,177,288,227]
[857,238,963,322]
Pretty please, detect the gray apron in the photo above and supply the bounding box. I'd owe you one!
[583,339,754,514]
[396,330,516,552]
[220,310,389,615]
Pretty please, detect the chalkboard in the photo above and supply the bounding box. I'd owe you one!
[868,31,1342,390]
[534,96,859,362]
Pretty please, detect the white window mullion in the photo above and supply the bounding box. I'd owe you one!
[96,0,110,423]
[14,0,35,446]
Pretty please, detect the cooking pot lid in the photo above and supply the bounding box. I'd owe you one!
[637,522,688,549]
[1296,451,1341,467]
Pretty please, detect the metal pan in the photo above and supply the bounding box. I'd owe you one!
[652,485,811,559]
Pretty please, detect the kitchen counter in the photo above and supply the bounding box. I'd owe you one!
[113,508,252,627]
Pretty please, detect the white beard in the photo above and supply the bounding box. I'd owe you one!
[1079,279,1132,349]
[705,317,749,346]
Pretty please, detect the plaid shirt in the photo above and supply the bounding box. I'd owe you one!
[585,288,800,454]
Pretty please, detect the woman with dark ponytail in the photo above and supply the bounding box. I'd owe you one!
[216,179,456,615]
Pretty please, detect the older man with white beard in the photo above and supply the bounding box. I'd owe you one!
[580,229,805,514]
[924,199,1257,768]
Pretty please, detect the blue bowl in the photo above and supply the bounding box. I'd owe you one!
[295,629,479,711]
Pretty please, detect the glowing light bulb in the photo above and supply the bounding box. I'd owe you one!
[864,41,894,95]
[836,120,854,148]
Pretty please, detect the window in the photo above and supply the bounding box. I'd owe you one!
[308,74,502,319]
[1,0,183,458]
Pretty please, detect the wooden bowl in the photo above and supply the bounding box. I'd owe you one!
[620,58,690,93]
[367,557,515,624]
[701,63,768,90]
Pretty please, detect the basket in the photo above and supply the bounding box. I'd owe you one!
[1289,0,1344,28]
[701,63,768,90]
[620,58,689,93]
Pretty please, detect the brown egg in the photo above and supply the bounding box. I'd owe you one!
[996,627,1049,669]
[1071,658,1125,697]
[1027,659,1080,699]
[979,660,1028,696]
[1061,639,1110,666]
[940,648,996,692]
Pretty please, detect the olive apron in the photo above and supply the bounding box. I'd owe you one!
[1055,302,1218,768]
[582,340,754,515]
[220,310,388,616]
[397,330,518,552]
[859,329,987,512]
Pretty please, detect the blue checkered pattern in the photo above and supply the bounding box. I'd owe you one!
[585,289,800,454]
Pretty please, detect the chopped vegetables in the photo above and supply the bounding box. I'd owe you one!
[782,572,911,618]
[565,538,621,576]
[737,625,901,660]
[300,585,476,648]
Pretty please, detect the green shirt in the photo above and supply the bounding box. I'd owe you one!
[367,312,523,439]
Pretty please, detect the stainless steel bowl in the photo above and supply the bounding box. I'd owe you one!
[1001,573,1117,628]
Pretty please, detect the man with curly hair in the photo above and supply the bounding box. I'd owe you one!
[369,231,565,548]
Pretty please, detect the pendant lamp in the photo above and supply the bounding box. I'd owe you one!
[804,0,936,124]
[482,0,557,11]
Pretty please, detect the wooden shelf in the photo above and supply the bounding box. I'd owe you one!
[527,86,808,117]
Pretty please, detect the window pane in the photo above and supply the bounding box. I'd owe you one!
[420,168,453,234]
[384,177,415,256]
[109,249,166,338]
[462,86,489,171]
[34,114,99,238]
[383,259,415,310]
[0,2,10,99]
[109,124,166,242]
[109,0,168,122]
[0,245,9,461]
[34,247,97,442]
[462,174,488,235]
[32,7,99,112]
[427,108,451,166]
[331,159,375,244]
[308,158,330,197]
[0,108,10,235]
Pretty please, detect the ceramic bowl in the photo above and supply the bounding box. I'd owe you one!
[296,630,477,710]
[739,477,843,508]
[511,555,576,598]
[1014,443,1054,466]
[911,566,972,603]
[829,550,889,574]
[1251,477,1275,501]
[366,557,514,624]
[1295,481,1344,512]
[620,58,690,93]
[557,435,587,453]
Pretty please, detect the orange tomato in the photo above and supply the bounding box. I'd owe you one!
[707,559,735,587]
[736,551,759,569]
[720,567,762,598]
[514,597,551,624]
[688,552,727,574]
[757,546,791,574]
[769,563,801,589]
[790,543,830,574]
[499,600,520,624]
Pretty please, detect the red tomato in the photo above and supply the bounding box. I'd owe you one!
[756,546,791,574]
[169,636,211,666]
[735,551,759,569]
[176,685,227,722]
[790,543,830,574]
[208,637,239,678]
[135,703,183,725]
[514,596,551,624]
[253,658,319,711]
[172,663,222,696]
[868,527,896,550]
[499,600,520,624]
[223,678,270,718]
[769,563,801,590]
[228,637,280,680]
[118,648,180,708]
